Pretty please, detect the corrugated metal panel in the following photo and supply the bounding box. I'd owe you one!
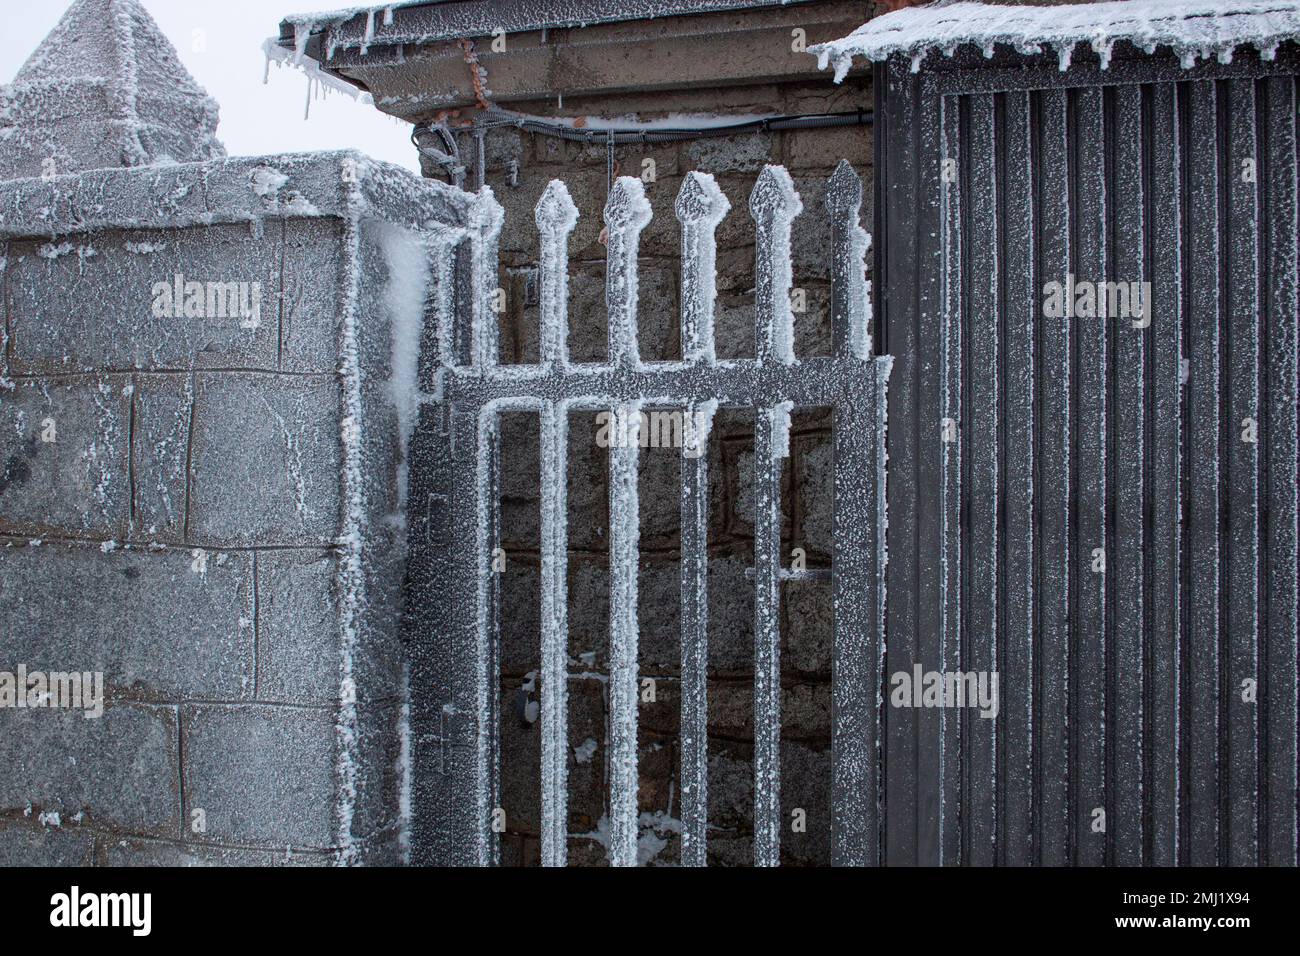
[877,48,1299,866]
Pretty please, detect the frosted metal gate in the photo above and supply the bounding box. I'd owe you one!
[876,46,1299,866]
[408,161,891,865]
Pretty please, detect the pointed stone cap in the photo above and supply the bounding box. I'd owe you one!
[0,0,224,181]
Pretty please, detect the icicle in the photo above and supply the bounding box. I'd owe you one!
[293,21,311,64]
[361,10,375,54]
[1056,42,1073,71]
[383,6,395,26]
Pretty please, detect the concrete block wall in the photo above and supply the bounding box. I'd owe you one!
[0,152,470,865]
[429,73,871,865]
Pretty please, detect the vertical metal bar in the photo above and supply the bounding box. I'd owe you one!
[754,401,790,866]
[676,172,730,364]
[680,400,716,867]
[538,402,570,867]
[913,79,947,871]
[605,177,651,366]
[608,401,642,867]
[1073,84,1108,868]
[471,407,502,867]
[675,172,727,867]
[1147,80,1183,868]
[750,165,802,366]
[1263,74,1298,867]
[938,91,965,867]
[535,181,579,868]
[1035,86,1072,866]
[1001,88,1036,867]
[1186,78,1222,866]
[964,91,1000,868]
[1111,82,1146,866]
[1225,76,1261,866]
[827,159,881,866]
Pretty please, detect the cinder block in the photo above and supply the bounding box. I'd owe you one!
[791,177,833,280]
[0,540,255,701]
[785,124,872,174]
[100,838,274,866]
[181,703,335,849]
[794,431,832,555]
[566,677,606,832]
[779,741,831,865]
[784,578,832,676]
[688,132,773,173]
[130,374,193,542]
[255,548,339,705]
[0,703,180,835]
[0,377,130,538]
[186,373,341,547]
[6,223,281,374]
[280,218,344,374]
[0,820,94,866]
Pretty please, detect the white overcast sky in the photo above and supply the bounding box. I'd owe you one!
[0,0,420,172]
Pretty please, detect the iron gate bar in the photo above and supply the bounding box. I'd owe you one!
[427,158,890,866]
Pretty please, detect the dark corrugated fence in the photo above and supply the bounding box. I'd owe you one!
[876,45,1298,865]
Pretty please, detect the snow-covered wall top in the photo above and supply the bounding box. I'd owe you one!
[811,0,1300,78]
[0,151,474,240]
[277,0,813,55]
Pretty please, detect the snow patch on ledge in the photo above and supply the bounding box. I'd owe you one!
[811,0,1300,79]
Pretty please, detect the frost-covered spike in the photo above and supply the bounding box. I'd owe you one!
[539,402,570,867]
[753,403,787,867]
[470,185,505,368]
[826,160,873,360]
[676,173,730,364]
[604,177,653,366]
[535,180,579,367]
[749,165,803,367]
[680,398,717,867]
[607,402,642,866]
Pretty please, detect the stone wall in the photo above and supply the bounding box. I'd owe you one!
[430,73,871,865]
[0,152,466,866]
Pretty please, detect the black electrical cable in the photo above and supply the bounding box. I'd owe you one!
[411,107,872,168]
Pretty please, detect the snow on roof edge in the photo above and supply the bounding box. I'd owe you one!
[810,0,1300,80]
